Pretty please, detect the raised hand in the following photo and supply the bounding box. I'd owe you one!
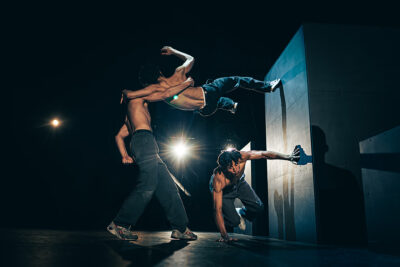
[120,89,129,104]
[289,146,301,164]
[161,46,175,55]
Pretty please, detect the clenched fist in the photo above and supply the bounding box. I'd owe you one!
[161,46,175,55]
[122,155,134,164]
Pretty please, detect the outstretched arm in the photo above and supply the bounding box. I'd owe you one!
[240,146,300,163]
[143,77,194,102]
[121,84,165,103]
[161,46,195,74]
[213,173,238,242]
[115,119,134,164]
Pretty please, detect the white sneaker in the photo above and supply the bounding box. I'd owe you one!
[171,227,198,240]
[270,79,281,92]
[230,102,238,114]
[236,208,246,231]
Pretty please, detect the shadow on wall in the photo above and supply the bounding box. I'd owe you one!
[312,125,367,245]
[272,86,297,241]
[273,144,312,240]
[273,166,297,241]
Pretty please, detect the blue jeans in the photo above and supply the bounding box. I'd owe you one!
[198,76,270,116]
[209,174,264,227]
[114,130,188,232]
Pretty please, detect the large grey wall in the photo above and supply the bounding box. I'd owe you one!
[265,27,316,243]
[234,142,253,235]
[360,126,400,247]
[264,24,400,244]
[304,24,400,244]
[305,23,400,179]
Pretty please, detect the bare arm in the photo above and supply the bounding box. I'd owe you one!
[241,150,289,161]
[213,173,237,242]
[115,120,134,164]
[240,146,300,163]
[121,84,165,102]
[143,77,194,102]
[161,46,195,74]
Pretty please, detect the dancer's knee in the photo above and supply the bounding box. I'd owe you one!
[224,212,241,227]
[137,190,155,201]
[227,216,241,227]
[246,201,264,216]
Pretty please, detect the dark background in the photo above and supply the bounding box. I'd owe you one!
[6,2,400,231]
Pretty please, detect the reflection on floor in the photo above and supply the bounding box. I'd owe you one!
[1,229,400,266]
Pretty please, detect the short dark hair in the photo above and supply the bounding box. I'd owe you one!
[138,64,162,87]
[217,149,242,171]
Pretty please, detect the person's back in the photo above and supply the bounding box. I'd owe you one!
[138,46,205,111]
[126,98,152,131]
[158,66,205,110]
[164,86,205,110]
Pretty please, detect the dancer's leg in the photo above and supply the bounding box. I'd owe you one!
[113,132,160,228]
[210,76,278,95]
[199,76,279,116]
[236,179,264,221]
[216,97,237,113]
[113,161,158,228]
[154,162,188,233]
[221,190,241,227]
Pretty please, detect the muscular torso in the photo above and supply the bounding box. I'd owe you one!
[159,69,205,110]
[126,98,152,131]
[215,161,246,191]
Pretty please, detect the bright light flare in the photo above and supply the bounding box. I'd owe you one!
[171,141,190,159]
[225,145,235,151]
[51,119,60,127]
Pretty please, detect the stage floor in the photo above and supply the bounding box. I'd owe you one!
[1,229,399,266]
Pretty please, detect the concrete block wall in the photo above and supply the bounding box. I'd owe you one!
[234,142,253,235]
[265,27,316,243]
[264,24,400,244]
[305,24,400,244]
[360,126,400,247]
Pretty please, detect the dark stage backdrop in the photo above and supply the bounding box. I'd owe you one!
[7,27,274,231]
[7,4,400,232]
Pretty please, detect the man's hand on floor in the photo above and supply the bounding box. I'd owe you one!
[217,234,238,243]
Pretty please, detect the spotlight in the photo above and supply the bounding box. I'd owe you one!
[172,141,189,159]
[225,145,235,151]
[51,119,60,127]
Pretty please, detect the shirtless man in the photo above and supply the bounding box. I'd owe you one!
[107,77,197,241]
[210,147,300,242]
[122,46,281,116]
